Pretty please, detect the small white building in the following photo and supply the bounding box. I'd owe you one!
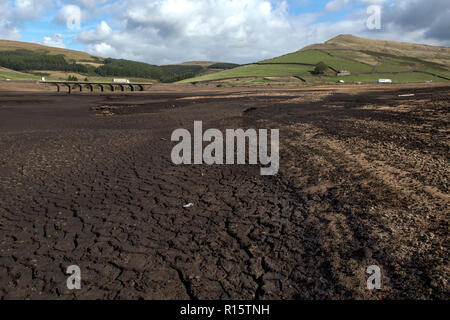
[113,78,130,84]
[378,79,392,83]
[41,77,46,82]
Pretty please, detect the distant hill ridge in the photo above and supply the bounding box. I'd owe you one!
[0,39,102,64]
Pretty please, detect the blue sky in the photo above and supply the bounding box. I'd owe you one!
[1,0,449,64]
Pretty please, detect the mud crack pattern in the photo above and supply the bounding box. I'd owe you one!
[0,85,448,299]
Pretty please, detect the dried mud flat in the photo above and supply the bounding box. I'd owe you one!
[0,83,448,299]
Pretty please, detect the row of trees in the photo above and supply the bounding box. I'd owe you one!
[95,58,204,83]
[208,63,239,69]
[0,49,90,73]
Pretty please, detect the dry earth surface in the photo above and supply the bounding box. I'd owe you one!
[0,82,448,299]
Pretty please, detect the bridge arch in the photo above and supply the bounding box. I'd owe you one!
[64,83,71,94]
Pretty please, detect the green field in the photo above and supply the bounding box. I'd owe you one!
[260,50,373,73]
[179,64,313,82]
[303,72,444,84]
[418,68,450,79]
[0,68,40,80]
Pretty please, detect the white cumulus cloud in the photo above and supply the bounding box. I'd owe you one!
[13,0,53,21]
[76,0,323,64]
[72,0,450,64]
[77,21,112,42]
[0,0,20,40]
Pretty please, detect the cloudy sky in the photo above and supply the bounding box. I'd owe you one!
[1,0,449,64]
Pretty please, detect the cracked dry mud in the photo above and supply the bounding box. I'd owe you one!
[0,84,448,299]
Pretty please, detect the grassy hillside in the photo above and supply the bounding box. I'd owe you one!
[182,64,313,82]
[0,66,40,80]
[0,40,102,64]
[303,34,450,66]
[0,40,232,83]
[181,35,450,84]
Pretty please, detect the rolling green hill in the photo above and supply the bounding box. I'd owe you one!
[2,36,449,85]
[0,40,233,83]
[181,35,450,84]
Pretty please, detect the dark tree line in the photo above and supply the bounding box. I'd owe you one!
[95,58,204,82]
[0,49,90,73]
[208,63,239,69]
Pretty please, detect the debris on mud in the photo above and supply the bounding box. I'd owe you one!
[90,104,138,115]
[183,202,194,208]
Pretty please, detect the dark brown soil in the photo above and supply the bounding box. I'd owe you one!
[0,83,448,299]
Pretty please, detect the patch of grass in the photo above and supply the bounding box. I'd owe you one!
[417,68,450,79]
[179,64,314,83]
[363,50,449,71]
[374,58,415,73]
[260,50,373,73]
[260,50,328,64]
[0,68,40,80]
[327,50,379,66]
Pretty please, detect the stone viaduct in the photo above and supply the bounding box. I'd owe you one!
[40,81,153,93]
